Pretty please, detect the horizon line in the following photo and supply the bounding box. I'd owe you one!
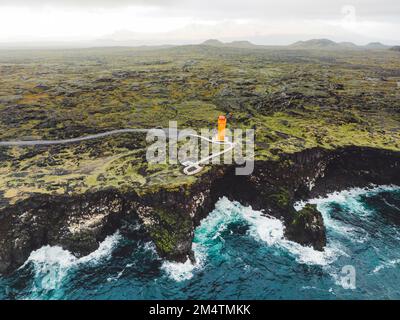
[0,38,398,50]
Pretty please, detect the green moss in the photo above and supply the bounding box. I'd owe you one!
[292,204,318,225]
[150,228,177,254]
[268,187,291,209]
[148,207,192,254]
[0,46,399,208]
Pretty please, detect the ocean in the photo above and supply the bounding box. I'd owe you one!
[1,185,400,300]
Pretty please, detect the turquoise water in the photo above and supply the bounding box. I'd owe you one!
[1,185,400,300]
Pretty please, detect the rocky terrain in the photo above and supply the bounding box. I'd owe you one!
[0,45,399,273]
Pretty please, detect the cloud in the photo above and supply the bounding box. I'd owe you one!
[0,0,398,44]
[4,0,168,7]
[0,0,400,21]
[0,0,175,8]
[1,0,399,20]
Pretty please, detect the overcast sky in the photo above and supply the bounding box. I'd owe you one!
[0,0,399,45]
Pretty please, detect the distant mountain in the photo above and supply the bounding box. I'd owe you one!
[365,42,389,49]
[201,39,225,47]
[290,39,360,50]
[201,39,258,49]
[225,40,258,48]
[339,42,358,49]
[390,46,400,52]
[290,39,339,49]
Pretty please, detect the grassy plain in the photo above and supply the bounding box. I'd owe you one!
[0,45,399,207]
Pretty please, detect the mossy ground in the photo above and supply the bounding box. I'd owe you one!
[148,207,193,255]
[291,204,318,226]
[0,46,399,208]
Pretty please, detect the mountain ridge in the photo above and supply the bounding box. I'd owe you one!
[200,38,393,50]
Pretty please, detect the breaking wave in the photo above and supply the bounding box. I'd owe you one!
[199,197,343,266]
[162,195,345,282]
[2,184,400,299]
[22,232,121,299]
[161,244,206,282]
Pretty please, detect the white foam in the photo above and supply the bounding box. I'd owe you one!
[161,243,206,282]
[164,186,400,281]
[372,258,400,274]
[24,232,121,294]
[296,185,400,211]
[204,197,343,267]
[295,185,400,239]
[382,198,400,212]
[237,201,343,266]
[241,206,284,246]
[26,246,77,293]
[290,185,400,266]
[281,240,344,266]
[107,262,135,282]
[143,241,158,255]
[78,232,122,265]
[161,197,238,282]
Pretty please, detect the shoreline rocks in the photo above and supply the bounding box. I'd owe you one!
[0,146,399,274]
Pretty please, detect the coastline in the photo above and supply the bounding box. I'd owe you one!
[1,145,399,274]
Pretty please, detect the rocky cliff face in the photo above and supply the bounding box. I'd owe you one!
[0,146,399,274]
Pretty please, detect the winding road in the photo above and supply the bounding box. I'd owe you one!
[0,128,235,176]
[0,129,162,147]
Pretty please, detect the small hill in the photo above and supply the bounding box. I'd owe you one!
[338,42,358,49]
[201,39,258,49]
[365,42,388,49]
[201,39,224,47]
[290,39,358,50]
[390,46,400,52]
[291,39,337,49]
[225,40,257,48]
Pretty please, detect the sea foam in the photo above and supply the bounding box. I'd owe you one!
[23,232,121,296]
[161,243,206,282]
[163,196,344,283]
[295,185,400,212]
[295,185,400,238]
[162,186,400,282]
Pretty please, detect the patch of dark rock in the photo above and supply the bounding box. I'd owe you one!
[285,204,326,250]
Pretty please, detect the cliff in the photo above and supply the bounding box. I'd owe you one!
[1,46,400,274]
[1,146,398,273]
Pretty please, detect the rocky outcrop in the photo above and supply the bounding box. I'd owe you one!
[0,146,399,274]
[0,169,224,273]
[0,190,127,273]
[205,146,399,250]
[285,204,326,250]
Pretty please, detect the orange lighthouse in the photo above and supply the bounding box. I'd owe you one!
[217,115,227,142]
